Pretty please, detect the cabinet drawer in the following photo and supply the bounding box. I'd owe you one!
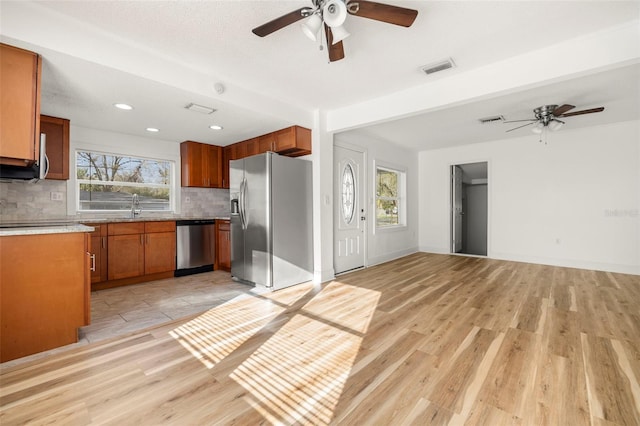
[145,221,176,233]
[218,220,230,231]
[108,222,144,236]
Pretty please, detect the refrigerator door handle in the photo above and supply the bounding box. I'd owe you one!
[239,178,247,230]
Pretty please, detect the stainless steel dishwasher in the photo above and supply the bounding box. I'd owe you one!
[175,219,216,277]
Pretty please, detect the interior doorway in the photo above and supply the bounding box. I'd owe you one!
[451,162,488,256]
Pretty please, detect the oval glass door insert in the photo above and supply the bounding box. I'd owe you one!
[341,163,355,224]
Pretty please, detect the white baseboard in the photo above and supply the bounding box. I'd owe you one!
[367,246,419,267]
[417,248,639,276]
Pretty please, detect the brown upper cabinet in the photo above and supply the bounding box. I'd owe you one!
[0,43,42,166]
[222,145,232,189]
[244,137,259,157]
[180,141,223,188]
[273,126,311,157]
[40,115,70,180]
[256,125,311,157]
[189,126,311,190]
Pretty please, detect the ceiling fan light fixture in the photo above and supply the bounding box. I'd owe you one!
[531,122,544,134]
[330,24,350,44]
[323,0,347,27]
[548,119,565,131]
[301,13,322,41]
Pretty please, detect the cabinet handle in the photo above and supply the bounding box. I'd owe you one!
[90,253,96,272]
[102,236,106,249]
[140,234,144,245]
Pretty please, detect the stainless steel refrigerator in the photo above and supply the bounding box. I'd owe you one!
[230,152,313,290]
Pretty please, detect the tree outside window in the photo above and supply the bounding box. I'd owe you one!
[76,151,172,211]
[376,167,402,227]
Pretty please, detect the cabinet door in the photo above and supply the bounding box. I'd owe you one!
[244,138,259,157]
[232,142,247,160]
[84,234,91,325]
[108,234,145,280]
[144,231,176,274]
[258,134,275,153]
[180,141,205,187]
[203,144,222,188]
[40,115,70,180]
[216,220,231,271]
[0,43,41,165]
[274,126,311,156]
[222,145,232,189]
[85,223,108,284]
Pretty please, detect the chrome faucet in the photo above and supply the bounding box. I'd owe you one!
[131,193,141,218]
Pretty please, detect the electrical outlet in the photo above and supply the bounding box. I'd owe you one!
[50,191,64,201]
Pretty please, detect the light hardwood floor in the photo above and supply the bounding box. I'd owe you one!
[1,253,639,425]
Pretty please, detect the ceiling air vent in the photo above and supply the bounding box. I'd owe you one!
[421,58,456,75]
[185,103,216,114]
[478,115,505,124]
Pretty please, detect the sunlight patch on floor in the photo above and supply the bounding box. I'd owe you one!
[170,295,285,369]
[230,282,380,425]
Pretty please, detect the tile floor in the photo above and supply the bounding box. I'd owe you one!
[2,271,254,368]
[83,271,254,343]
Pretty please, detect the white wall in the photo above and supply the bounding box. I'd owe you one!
[336,133,419,267]
[419,119,640,275]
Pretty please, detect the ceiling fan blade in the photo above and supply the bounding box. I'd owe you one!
[506,122,536,132]
[552,104,575,116]
[502,119,537,124]
[347,0,418,27]
[252,7,310,37]
[557,107,605,117]
[325,25,345,62]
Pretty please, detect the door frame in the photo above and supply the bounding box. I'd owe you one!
[449,160,491,257]
[334,141,368,274]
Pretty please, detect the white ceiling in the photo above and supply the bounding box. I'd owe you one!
[1,1,639,149]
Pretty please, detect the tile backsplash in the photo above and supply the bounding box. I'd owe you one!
[0,180,68,221]
[180,187,230,218]
[0,181,230,222]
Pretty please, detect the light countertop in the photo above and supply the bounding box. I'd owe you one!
[0,217,230,236]
[0,224,94,237]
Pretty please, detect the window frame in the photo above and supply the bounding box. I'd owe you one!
[374,162,407,231]
[74,148,176,214]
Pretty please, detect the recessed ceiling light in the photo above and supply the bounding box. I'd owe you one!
[114,103,134,110]
[209,125,223,130]
[146,127,160,132]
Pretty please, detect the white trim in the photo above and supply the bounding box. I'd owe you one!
[333,142,368,271]
[448,160,491,256]
[67,126,181,217]
[374,161,407,232]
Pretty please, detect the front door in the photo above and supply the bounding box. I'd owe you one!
[334,145,365,274]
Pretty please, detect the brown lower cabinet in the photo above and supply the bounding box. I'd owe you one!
[108,222,145,280]
[215,219,231,272]
[90,221,176,290]
[0,231,90,362]
[144,221,177,275]
[86,223,108,283]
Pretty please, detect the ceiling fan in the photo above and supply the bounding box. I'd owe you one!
[504,104,605,133]
[252,0,418,62]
